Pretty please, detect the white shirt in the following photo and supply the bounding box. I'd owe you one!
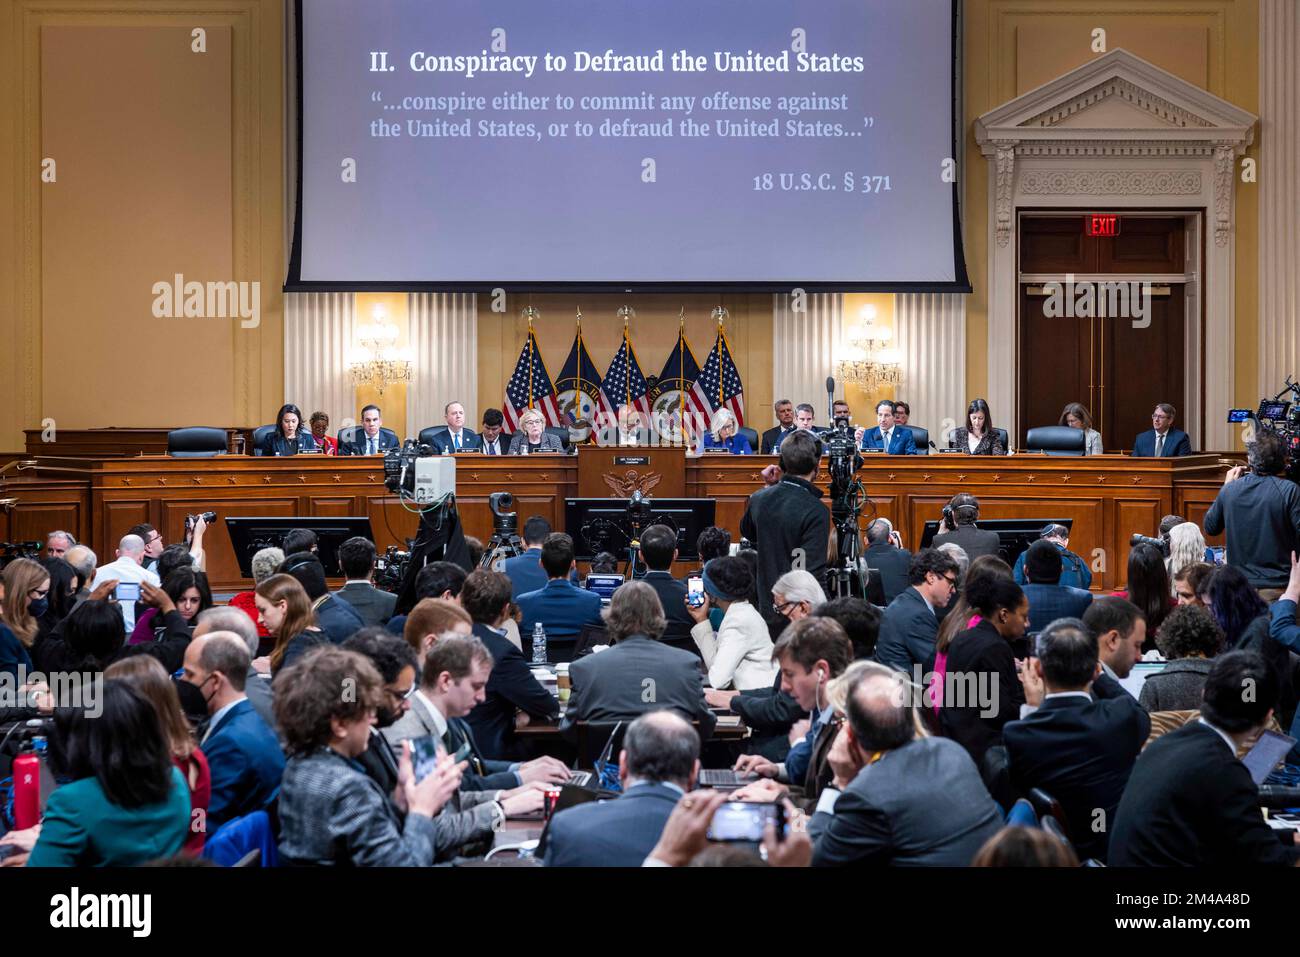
[482,436,502,455]
[362,431,381,454]
[89,556,161,633]
[881,428,892,449]
[1199,717,1238,755]
[1019,690,1091,720]
[968,431,982,453]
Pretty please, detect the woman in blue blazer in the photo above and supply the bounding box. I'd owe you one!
[698,409,752,454]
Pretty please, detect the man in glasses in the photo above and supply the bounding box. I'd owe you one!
[342,629,421,803]
[127,519,208,574]
[873,549,961,674]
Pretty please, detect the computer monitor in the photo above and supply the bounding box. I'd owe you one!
[564,498,717,561]
[918,518,1074,569]
[584,574,623,603]
[225,516,377,578]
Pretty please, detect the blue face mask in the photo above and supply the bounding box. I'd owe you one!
[28,597,48,618]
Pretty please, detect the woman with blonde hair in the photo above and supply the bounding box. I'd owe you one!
[1165,522,1208,595]
[0,558,51,679]
[254,573,324,675]
[104,655,210,855]
[1059,402,1104,455]
[507,408,564,454]
[698,407,753,454]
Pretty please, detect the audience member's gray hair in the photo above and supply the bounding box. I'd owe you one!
[772,570,824,606]
[623,711,699,787]
[64,545,97,583]
[47,530,76,547]
[602,580,666,643]
[197,632,251,692]
[935,542,970,580]
[195,606,260,656]
[250,547,286,585]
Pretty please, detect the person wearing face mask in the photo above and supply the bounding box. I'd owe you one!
[0,558,51,680]
[939,576,1031,769]
[181,631,285,831]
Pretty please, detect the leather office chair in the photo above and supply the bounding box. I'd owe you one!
[1028,787,1072,840]
[249,425,276,456]
[544,426,572,451]
[737,426,760,452]
[902,425,930,454]
[167,427,227,458]
[572,720,629,769]
[1024,426,1086,455]
[993,427,1010,451]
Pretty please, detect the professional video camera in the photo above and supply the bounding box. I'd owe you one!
[480,492,527,568]
[1129,533,1170,557]
[185,511,217,534]
[576,491,674,577]
[0,541,41,570]
[822,416,867,600]
[1228,376,1300,482]
[384,440,455,503]
[373,544,413,592]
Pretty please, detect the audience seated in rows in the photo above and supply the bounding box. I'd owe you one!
[1011,524,1092,590]
[686,556,777,691]
[1137,605,1223,712]
[1020,540,1092,635]
[335,536,398,626]
[278,552,364,643]
[863,518,911,605]
[387,561,469,638]
[634,523,698,654]
[229,546,283,647]
[875,548,960,674]
[515,533,602,660]
[255,574,326,675]
[193,606,275,729]
[402,597,473,666]
[502,515,555,601]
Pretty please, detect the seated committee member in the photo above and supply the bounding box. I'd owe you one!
[1012,524,1092,590]
[859,399,917,454]
[515,534,603,660]
[1131,403,1192,457]
[892,401,911,427]
[508,408,564,454]
[263,403,319,456]
[1019,540,1092,635]
[562,581,715,736]
[949,399,1006,455]
[773,403,820,452]
[932,494,1001,560]
[809,667,1002,867]
[428,401,480,453]
[26,680,192,867]
[1005,618,1149,863]
[1110,651,1300,866]
[545,711,699,867]
[1059,402,1104,455]
[479,408,507,455]
[275,647,463,867]
[309,411,337,455]
[334,536,398,627]
[338,404,399,456]
[698,408,752,454]
[183,631,285,830]
[761,399,798,454]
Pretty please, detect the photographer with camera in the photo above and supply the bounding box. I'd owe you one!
[1203,430,1300,599]
[741,431,831,635]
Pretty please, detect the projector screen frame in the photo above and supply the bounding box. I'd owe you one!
[284,0,970,294]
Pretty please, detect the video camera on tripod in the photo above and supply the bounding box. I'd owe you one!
[383,440,455,504]
[1227,375,1300,482]
[480,492,527,569]
[822,414,869,600]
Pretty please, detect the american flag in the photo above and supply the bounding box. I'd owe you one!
[688,329,745,429]
[600,331,652,420]
[503,328,562,430]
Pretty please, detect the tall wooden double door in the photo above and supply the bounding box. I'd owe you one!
[1017,214,1192,452]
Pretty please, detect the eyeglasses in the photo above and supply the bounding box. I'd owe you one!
[772,600,801,617]
[389,683,417,702]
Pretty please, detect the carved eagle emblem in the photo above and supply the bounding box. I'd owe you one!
[602,469,663,497]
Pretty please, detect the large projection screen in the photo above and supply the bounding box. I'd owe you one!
[287,0,969,292]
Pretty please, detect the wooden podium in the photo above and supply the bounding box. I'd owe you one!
[576,447,687,497]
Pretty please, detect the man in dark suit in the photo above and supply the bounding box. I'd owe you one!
[858,400,918,454]
[515,533,603,662]
[760,398,797,455]
[279,552,365,643]
[338,404,401,456]
[426,401,480,453]
[544,710,698,867]
[1131,402,1192,457]
[479,408,508,456]
[334,536,398,626]
[771,403,824,453]
[562,580,715,737]
[874,549,960,673]
[460,570,560,760]
[183,632,285,829]
[502,515,553,601]
[863,518,911,605]
[1110,651,1300,865]
[634,523,697,655]
[810,667,1002,866]
[932,493,1001,560]
[1083,597,1147,699]
[385,561,468,639]
[1004,618,1149,862]
[1020,540,1092,635]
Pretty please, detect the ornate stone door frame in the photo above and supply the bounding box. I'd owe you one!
[975,49,1255,450]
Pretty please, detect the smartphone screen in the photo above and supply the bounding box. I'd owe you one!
[687,576,705,607]
[114,582,141,603]
[706,801,784,842]
[410,735,441,783]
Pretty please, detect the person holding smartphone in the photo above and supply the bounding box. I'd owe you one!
[87,533,161,635]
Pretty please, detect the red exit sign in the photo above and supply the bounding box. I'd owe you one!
[1085,214,1121,237]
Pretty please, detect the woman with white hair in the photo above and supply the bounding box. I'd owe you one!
[229,546,284,646]
[771,570,824,624]
[507,408,564,454]
[698,408,752,455]
[1165,522,1209,596]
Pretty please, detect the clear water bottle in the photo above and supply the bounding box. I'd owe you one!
[531,623,547,664]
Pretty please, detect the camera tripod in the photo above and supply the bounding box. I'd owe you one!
[481,529,527,570]
[827,476,869,601]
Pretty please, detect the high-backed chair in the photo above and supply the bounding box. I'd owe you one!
[249,425,277,456]
[1024,426,1086,456]
[544,426,572,451]
[993,427,1010,451]
[902,425,930,454]
[167,427,228,458]
[737,426,760,452]
[417,426,444,449]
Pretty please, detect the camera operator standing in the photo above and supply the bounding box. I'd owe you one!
[1204,431,1300,600]
[741,431,831,636]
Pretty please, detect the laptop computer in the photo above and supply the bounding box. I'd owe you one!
[697,768,756,789]
[584,573,623,605]
[1244,729,1297,785]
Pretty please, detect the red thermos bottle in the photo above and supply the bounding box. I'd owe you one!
[12,752,39,829]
